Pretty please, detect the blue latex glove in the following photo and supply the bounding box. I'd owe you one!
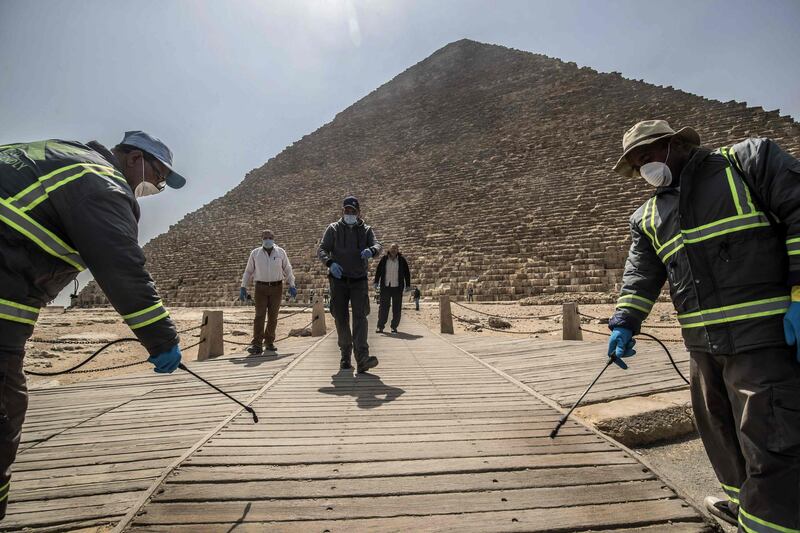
[361,248,373,260]
[239,287,247,301]
[607,327,636,369]
[288,286,297,298]
[148,344,181,374]
[783,300,800,362]
[329,262,343,279]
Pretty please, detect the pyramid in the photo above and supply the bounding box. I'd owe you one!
[78,39,800,306]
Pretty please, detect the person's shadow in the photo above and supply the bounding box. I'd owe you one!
[380,331,423,341]
[229,352,292,368]
[318,369,405,409]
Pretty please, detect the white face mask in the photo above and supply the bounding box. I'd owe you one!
[343,214,358,225]
[134,158,164,198]
[262,239,274,249]
[639,144,672,187]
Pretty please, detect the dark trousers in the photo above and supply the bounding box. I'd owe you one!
[252,281,282,346]
[377,286,403,330]
[0,322,32,520]
[414,298,419,311]
[329,277,370,364]
[690,346,800,531]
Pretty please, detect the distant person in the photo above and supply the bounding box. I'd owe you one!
[239,230,296,354]
[0,132,187,520]
[412,286,421,311]
[467,287,474,302]
[374,243,411,333]
[318,195,381,373]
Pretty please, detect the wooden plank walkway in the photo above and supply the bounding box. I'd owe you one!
[120,318,710,532]
[2,336,319,532]
[451,335,690,407]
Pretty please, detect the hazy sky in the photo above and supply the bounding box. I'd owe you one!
[2,0,799,304]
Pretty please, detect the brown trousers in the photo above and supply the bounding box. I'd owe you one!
[690,346,800,531]
[252,281,283,346]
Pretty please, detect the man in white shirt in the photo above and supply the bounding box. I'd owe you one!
[374,243,411,333]
[239,230,296,354]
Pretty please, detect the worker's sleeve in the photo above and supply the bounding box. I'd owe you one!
[731,138,800,284]
[283,251,295,287]
[241,251,255,287]
[366,227,382,257]
[318,225,335,266]
[609,217,667,334]
[61,189,178,356]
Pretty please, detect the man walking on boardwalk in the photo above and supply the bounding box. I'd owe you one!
[318,195,381,373]
[606,120,800,531]
[239,229,297,354]
[0,132,186,520]
[374,243,411,333]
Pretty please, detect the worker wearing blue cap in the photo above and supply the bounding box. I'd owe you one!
[0,133,187,520]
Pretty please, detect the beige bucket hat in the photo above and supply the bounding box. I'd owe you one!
[613,119,701,177]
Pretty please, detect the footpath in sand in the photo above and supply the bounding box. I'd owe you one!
[4,309,715,531]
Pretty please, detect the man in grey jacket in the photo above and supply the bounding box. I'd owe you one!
[318,196,382,373]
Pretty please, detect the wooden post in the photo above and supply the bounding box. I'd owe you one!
[440,295,454,334]
[197,310,224,360]
[562,302,583,341]
[311,295,326,337]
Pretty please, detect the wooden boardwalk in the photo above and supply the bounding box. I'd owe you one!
[451,336,690,407]
[4,318,711,532]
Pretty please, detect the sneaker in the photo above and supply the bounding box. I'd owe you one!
[704,496,738,526]
[265,344,277,352]
[391,327,398,333]
[247,344,263,355]
[340,359,353,370]
[376,327,384,333]
[357,356,379,374]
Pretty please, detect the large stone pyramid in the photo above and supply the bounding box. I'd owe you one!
[78,39,800,306]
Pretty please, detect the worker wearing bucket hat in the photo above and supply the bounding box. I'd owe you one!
[606,119,800,530]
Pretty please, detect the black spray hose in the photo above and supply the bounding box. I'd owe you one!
[550,356,616,439]
[178,363,259,423]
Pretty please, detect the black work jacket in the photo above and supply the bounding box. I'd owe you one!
[0,140,177,355]
[374,254,411,291]
[610,138,800,355]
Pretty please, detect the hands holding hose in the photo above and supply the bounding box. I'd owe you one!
[607,327,636,369]
[148,344,182,373]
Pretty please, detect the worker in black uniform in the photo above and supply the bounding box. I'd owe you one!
[0,131,186,520]
[607,120,800,531]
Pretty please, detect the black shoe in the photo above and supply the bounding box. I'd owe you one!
[265,344,277,352]
[391,327,398,333]
[704,496,738,526]
[357,356,379,374]
[376,327,384,333]
[340,359,353,370]
[247,344,263,355]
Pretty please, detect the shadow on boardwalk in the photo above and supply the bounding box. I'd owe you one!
[318,369,405,409]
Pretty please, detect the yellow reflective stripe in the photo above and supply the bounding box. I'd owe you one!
[617,302,651,314]
[725,165,744,215]
[19,167,123,212]
[130,311,169,330]
[649,197,661,248]
[678,296,790,329]
[0,297,38,313]
[620,294,655,306]
[683,221,771,244]
[681,309,787,329]
[720,482,740,504]
[123,302,164,320]
[11,163,123,202]
[739,507,800,533]
[679,296,790,319]
[640,197,658,249]
[787,237,800,245]
[661,242,684,262]
[0,198,85,271]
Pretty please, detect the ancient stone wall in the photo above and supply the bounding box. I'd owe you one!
[78,40,800,306]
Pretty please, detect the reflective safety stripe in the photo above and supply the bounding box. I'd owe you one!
[617,293,655,315]
[0,298,39,326]
[682,212,771,244]
[654,234,684,262]
[0,198,86,271]
[11,163,125,212]
[123,302,169,330]
[720,482,740,504]
[786,236,800,256]
[0,480,7,503]
[739,506,800,533]
[677,296,790,329]
[721,147,756,215]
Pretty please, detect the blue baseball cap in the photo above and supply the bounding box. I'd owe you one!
[120,130,186,189]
